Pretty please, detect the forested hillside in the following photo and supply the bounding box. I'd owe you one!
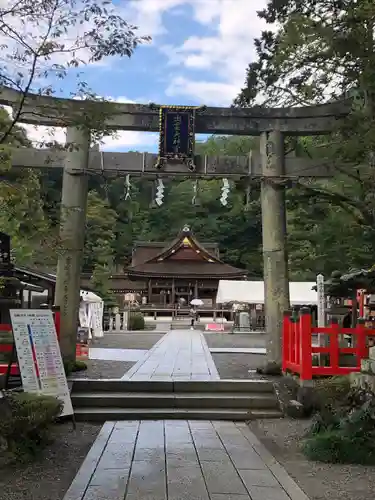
[2,0,375,301]
[2,112,374,295]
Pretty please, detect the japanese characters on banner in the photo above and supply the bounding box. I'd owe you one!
[9,309,74,417]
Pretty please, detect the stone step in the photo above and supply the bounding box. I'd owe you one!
[169,323,205,330]
[71,391,278,410]
[71,378,274,394]
[73,407,283,422]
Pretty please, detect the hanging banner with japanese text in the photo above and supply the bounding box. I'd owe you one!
[156,105,197,171]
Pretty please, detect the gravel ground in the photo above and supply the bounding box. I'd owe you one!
[0,422,100,500]
[92,332,165,350]
[204,332,266,349]
[72,359,135,379]
[212,353,266,379]
[249,418,375,500]
[70,333,164,379]
[87,332,268,380]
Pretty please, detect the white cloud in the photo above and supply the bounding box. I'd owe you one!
[127,0,188,37]
[0,0,158,90]
[22,124,158,151]
[125,0,269,104]
[165,76,238,106]
[156,0,269,104]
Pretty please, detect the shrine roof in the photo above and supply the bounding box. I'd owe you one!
[127,226,247,279]
[132,238,218,266]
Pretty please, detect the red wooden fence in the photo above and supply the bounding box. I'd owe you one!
[282,308,374,380]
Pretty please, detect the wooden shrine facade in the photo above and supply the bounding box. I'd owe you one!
[90,226,248,307]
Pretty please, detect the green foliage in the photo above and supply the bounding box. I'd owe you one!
[0,0,150,144]
[0,391,63,462]
[233,0,375,277]
[63,359,88,376]
[303,382,375,464]
[235,0,375,108]
[128,312,145,331]
[85,190,117,303]
[303,426,375,465]
[314,376,352,409]
[0,109,53,267]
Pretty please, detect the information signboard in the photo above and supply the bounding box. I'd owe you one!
[10,309,73,417]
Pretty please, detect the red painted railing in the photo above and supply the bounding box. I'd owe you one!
[282,308,374,380]
[0,323,17,375]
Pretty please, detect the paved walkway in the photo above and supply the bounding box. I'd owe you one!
[64,420,309,500]
[122,329,219,381]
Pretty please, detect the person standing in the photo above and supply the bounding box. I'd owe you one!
[189,307,196,330]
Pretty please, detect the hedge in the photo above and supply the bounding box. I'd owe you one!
[0,391,63,462]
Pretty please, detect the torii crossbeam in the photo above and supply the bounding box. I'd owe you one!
[0,84,352,370]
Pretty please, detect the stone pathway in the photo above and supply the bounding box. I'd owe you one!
[63,420,309,500]
[89,348,147,362]
[121,329,219,381]
[209,347,266,354]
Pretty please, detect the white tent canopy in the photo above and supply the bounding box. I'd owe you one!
[79,290,104,338]
[216,280,317,306]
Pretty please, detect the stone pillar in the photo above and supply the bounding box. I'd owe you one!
[122,310,128,330]
[115,313,121,331]
[171,278,175,305]
[260,129,290,372]
[54,126,90,361]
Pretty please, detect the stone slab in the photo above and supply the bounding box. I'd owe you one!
[63,420,311,500]
[89,348,147,362]
[209,347,266,354]
[246,485,291,500]
[167,465,209,500]
[63,422,115,500]
[210,496,251,500]
[121,329,219,381]
[126,460,166,497]
[239,468,280,488]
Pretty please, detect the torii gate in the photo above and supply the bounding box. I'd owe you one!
[0,85,352,367]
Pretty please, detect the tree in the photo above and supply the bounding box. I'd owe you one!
[235,0,375,108]
[0,0,150,143]
[0,0,150,360]
[234,0,375,269]
[84,190,117,304]
[232,0,375,370]
[0,108,52,266]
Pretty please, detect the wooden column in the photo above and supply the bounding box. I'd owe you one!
[194,280,198,298]
[148,279,152,303]
[172,278,175,305]
[260,129,290,372]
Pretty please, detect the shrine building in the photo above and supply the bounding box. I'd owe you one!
[93,226,248,307]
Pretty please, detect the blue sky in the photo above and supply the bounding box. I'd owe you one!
[23,0,268,152]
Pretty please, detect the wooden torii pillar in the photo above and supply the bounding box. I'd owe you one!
[0,85,351,366]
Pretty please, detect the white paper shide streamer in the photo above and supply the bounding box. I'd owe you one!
[220,178,230,206]
[155,179,164,206]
